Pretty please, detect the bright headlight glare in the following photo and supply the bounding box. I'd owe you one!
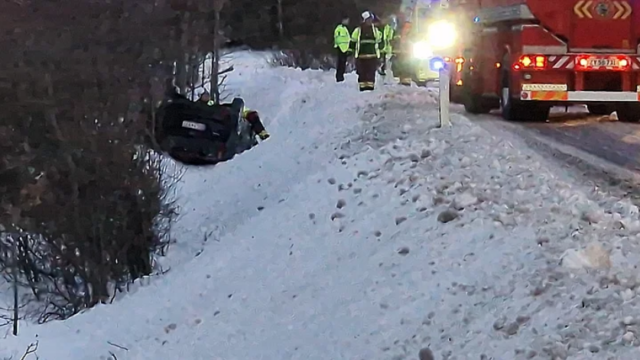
[412,41,432,59]
[427,21,455,49]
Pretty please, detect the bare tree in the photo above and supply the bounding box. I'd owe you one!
[12,236,18,335]
[0,0,181,321]
[211,0,225,103]
[276,0,284,40]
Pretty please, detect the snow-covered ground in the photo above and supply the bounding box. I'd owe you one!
[4,51,640,359]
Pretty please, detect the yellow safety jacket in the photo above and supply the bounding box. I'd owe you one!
[334,24,351,53]
[242,108,254,118]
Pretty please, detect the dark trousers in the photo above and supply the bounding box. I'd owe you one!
[247,118,265,134]
[245,112,266,134]
[356,57,378,91]
[336,49,348,82]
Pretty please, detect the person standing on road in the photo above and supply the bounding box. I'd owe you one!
[379,15,396,77]
[351,11,382,91]
[334,15,351,82]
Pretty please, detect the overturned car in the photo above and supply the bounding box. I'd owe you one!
[156,94,258,165]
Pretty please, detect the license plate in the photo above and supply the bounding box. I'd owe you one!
[181,121,206,131]
[587,57,619,68]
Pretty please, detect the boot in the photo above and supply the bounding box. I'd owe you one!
[258,130,270,140]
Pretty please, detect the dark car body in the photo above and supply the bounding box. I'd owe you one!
[157,94,257,165]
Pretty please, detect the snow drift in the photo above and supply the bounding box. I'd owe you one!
[3,51,640,359]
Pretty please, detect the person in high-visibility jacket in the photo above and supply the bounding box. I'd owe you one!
[334,15,351,82]
[379,15,396,76]
[350,11,382,91]
[390,19,413,85]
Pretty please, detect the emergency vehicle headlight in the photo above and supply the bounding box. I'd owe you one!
[427,20,456,49]
[412,41,433,59]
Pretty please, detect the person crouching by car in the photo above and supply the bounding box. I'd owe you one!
[242,106,270,140]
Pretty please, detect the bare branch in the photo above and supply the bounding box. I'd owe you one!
[107,341,128,351]
[19,341,37,360]
[218,65,234,75]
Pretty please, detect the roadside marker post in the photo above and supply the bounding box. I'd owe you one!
[438,66,451,127]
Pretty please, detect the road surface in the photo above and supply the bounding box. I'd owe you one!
[453,104,640,174]
[523,110,640,171]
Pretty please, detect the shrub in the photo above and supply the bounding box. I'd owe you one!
[0,0,181,321]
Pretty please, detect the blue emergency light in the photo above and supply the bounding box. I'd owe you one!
[429,57,445,70]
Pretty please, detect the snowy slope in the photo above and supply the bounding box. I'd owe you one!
[4,51,640,359]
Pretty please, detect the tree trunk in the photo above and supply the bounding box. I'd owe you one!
[175,11,191,93]
[276,0,284,40]
[189,54,196,99]
[12,237,18,335]
[211,9,221,104]
[201,54,206,93]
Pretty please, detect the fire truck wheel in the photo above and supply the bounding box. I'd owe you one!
[501,87,550,122]
[616,103,640,122]
[500,63,549,122]
[586,104,613,116]
[463,92,493,114]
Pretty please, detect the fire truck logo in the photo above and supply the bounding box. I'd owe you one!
[595,1,610,17]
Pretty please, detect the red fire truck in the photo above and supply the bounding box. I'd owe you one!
[446,0,640,122]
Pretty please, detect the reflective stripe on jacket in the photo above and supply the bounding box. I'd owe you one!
[382,24,394,54]
[351,25,381,58]
[334,24,351,52]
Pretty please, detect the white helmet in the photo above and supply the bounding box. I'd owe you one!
[361,11,372,20]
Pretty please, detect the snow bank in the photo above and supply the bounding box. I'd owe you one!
[3,51,640,359]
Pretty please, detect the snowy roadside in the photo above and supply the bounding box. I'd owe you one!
[336,88,640,358]
[3,53,640,359]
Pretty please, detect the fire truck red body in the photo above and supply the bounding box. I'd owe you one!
[448,0,640,121]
